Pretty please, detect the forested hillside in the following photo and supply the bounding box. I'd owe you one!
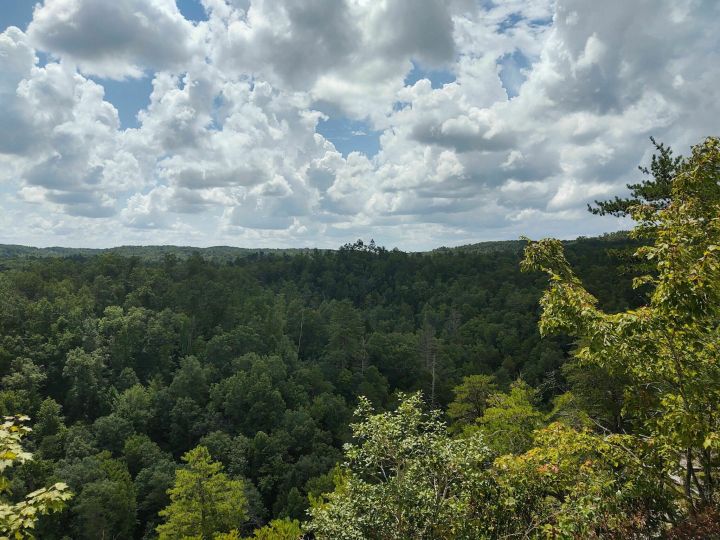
[0,233,635,538]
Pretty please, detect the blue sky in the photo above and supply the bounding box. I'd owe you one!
[176,0,208,22]
[497,50,530,99]
[0,0,717,249]
[0,0,34,29]
[87,76,153,129]
[316,117,381,158]
[405,62,456,89]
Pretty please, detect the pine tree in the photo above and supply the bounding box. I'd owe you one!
[157,446,247,539]
[588,136,682,217]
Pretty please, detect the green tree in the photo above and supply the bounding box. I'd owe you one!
[492,422,672,537]
[134,459,176,538]
[157,446,247,540]
[113,383,153,432]
[123,434,170,477]
[168,397,207,453]
[447,374,496,431]
[168,356,209,404]
[325,301,364,372]
[0,358,48,419]
[209,362,286,436]
[62,348,109,421]
[244,518,302,539]
[366,332,421,391]
[308,394,492,539]
[561,361,629,432]
[33,398,67,460]
[93,414,135,455]
[523,137,720,516]
[74,477,136,540]
[56,451,136,539]
[475,379,543,456]
[1,358,46,412]
[0,415,72,538]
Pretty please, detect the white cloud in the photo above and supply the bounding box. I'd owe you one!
[0,0,718,249]
[27,0,198,78]
[0,27,144,219]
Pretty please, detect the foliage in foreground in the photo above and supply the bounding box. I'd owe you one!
[309,393,667,539]
[523,136,720,516]
[0,416,71,539]
[308,393,493,539]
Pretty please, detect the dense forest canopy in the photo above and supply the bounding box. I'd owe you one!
[0,232,636,538]
[1,137,718,539]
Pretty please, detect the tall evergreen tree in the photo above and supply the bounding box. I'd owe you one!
[157,446,247,540]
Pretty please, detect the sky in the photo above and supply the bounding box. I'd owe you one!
[0,0,718,250]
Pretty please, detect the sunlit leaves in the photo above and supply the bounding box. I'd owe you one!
[308,393,493,539]
[0,415,72,538]
[522,137,720,515]
[156,446,247,540]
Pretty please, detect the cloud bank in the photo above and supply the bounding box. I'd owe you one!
[1,0,718,249]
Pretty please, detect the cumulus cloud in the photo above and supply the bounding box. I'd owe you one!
[27,0,198,78]
[0,27,145,219]
[210,0,359,88]
[0,27,39,154]
[0,0,718,249]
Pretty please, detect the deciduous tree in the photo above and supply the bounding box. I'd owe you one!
[0,415,72,538]
[523,137,720,516]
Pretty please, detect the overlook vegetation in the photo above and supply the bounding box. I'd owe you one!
[0,137,718,538]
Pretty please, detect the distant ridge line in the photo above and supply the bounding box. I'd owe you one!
[0,232,632,261]
[0,244,323,262]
